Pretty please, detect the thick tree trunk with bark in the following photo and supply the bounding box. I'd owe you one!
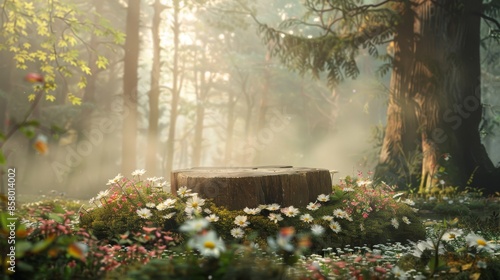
[376,0,499,194]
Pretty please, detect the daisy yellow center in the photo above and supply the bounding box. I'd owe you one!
[449,234,456,239]
[204,241,216,249]
[477,239,487,246]
[192,202,198,208]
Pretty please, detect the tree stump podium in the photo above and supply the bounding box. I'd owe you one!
[171,166,332,210]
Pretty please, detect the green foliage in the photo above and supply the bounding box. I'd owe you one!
[0,0,124,103]
[256,0,398,86]
[81,173,426,251]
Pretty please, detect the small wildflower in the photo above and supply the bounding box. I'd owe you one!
[146,202,156,208]
[156,203,168,211]
[402,216,411,225]
[391,218,399,229]
[96,190,110,200]
[322,215,334,222]
[163,212,176,219]
[333,209,346,219]
[230,227,245,239]
[192,230,225,258]
[306,202,320,211]
[300,214,314,223]
[205,214,219,222]
[317,194,330,202]
[329,221,341,233]
[131,169,146,177]
[136,208,152,219]
[311,224,324,236]
[180,218,209,233]
[392,266,407,279]
[234,215,249,228]
[268,213,283,223]
[266,203,280,211]
[106,174,123,186]
[442,229,463,241]
[243,207,261,215]
[281,206,300,217]
[403,199,415,206]
[186,195,205,212]
[177,186,192,198]
[466,233,495,252]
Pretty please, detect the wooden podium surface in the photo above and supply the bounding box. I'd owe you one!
[171,166,332,210]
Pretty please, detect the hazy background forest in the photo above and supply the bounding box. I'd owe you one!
[1,0,499,198]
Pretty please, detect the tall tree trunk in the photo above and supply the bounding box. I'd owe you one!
[146,0,165,174]
[75,0,102,135]
[165,0,181,177]
[376,0,499,194]
[225,89,237,165]
[192,46,211,167]
[254,51,272,164]
[121,0,140,175]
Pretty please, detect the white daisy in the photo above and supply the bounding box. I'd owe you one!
[163,212,176,219]
[322,215,334,222]
[177,186,192,198]
[192,230,226,258]
[136,208,152,219]
[306,202,320,211]
[106,174,123,186]
[333,209,346,219]
[402,216,411,225]
[161,198,177,209]
[234,215,249,228]
[329,221,341,233]
[156,203,168,211]
[243,207,261,215]
[300,214,314,223]
[96,190,110,200]
[146,202,156,208]
[131,169,146,177]
[268,213,283,223]
[391,218,399,229]
[281,206,300,217]
[179,218,209,233]
[205,214,219,222]
[442,229,463,241]
[266,203,281,211]
[311,224,325,236]
[230,227,245,239]
[186,195,205,211]
[317,194,330,202]
[465,233,495,253]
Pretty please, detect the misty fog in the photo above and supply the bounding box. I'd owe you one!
[1,0,499,200]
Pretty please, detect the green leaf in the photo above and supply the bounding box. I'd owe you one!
[20,126,35,139]
[31,236,56,253]
[15,241,32,258]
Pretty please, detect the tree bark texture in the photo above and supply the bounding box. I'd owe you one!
[171,166,332,210]
[146,0,165,174]
[121,0,140,175]
[376,0,499,194]
[165,0,182,177]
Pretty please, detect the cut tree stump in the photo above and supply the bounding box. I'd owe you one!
[171,166,332,210]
